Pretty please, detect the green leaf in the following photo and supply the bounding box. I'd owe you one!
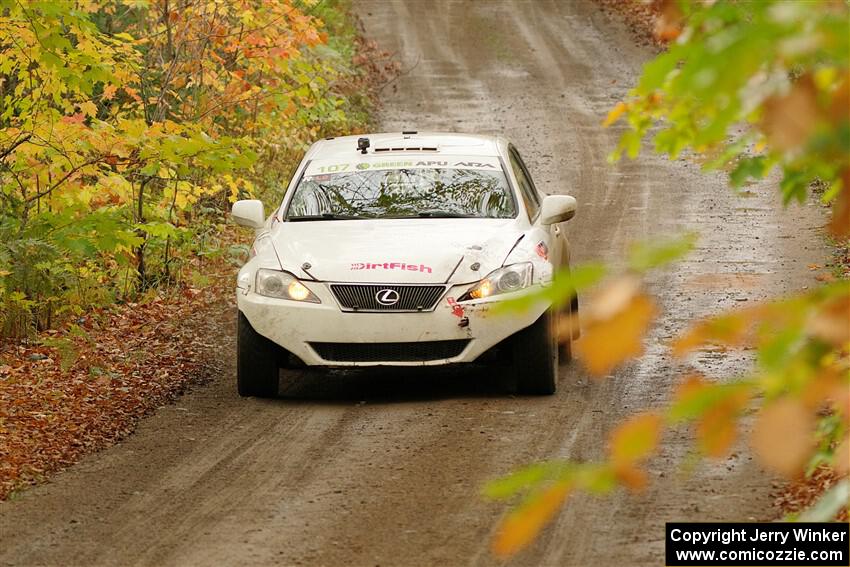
[729,156,768,187]
[494,262,606,314]
[483,462,572,500]
[668,381,753,422]
[628,233,697,273]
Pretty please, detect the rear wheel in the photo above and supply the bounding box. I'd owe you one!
[512,310,558,395]
[237,311,280,398]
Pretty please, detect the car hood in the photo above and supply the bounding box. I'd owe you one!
[269,218,523,283]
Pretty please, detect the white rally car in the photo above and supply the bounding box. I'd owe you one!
[232,132,578,397]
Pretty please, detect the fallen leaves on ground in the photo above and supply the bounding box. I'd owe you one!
[775,465,849,522]
[0,250,236,500]
[594,0,666,49]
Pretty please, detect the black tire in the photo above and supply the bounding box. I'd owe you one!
[569,293,581,339]
[558,297,576,363]
[512,310,558,395]
[237,311,280,398]
[558,327,572,363]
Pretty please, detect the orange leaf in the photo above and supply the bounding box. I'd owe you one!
[653,0,683,42]
[574,277,657,377]
[761,75,822,152]
[828,169,849,238]
[805,293,850,347]
[672,307,762,357]
[123,86,142,103]
[751,399,815,477]
[61,113,86,125]
[690,385,750,458]
[102,84,118,101]
[614,465,648,491]
[697,405,738,458]
[609,412,664,468]
[492,482,572,559]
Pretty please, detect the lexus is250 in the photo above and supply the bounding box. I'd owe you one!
[232,132,578,396]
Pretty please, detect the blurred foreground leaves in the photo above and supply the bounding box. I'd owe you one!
[489,0,849,555]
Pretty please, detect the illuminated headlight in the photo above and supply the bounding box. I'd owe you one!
[255,269,320,303]
[458,263,533,301]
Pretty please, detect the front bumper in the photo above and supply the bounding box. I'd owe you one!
[236,281,548,366]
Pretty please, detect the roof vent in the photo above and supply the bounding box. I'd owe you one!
[373,146,438,153]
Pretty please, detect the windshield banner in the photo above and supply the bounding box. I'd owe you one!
[304,155,502,176]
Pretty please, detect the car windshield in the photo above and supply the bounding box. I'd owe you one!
[285,167,516,220]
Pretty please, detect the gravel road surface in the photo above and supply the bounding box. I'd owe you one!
[0,1,828,566]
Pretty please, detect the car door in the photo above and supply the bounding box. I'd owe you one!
[507,146,568,270]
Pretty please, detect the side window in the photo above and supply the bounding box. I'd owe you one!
[508,147,541,220]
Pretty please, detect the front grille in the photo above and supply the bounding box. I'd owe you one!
[310,340,470,362]
[330,284,447,312]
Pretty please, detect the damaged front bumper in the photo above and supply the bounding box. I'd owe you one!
[236,281,547,367]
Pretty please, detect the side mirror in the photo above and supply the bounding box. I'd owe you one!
[540,195,577,225]
[232,199,265,229]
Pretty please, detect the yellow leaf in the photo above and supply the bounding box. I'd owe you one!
[79,100,98,117]
[751,399,815,477]
[492,481,571,559]
[574,277,657,376]
[602,101,628,128]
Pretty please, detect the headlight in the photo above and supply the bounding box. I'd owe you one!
[255,269,321,303]
[458,263,533,301]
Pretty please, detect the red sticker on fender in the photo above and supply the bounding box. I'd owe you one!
[446,297,465,318]
[535,242,548,260]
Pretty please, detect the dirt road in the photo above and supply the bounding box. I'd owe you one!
[0,1,828,566]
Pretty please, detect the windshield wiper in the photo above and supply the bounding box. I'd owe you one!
[416,210,476,218]
[288,213,366,221]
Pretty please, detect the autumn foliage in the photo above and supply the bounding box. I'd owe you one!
[0,0,371,338]
[0,0,378,498]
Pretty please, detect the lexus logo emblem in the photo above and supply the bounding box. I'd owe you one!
[375,288,400,306]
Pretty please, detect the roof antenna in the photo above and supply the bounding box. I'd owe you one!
[357,137,370,154]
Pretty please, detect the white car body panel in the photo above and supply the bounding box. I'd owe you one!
[235,132,573,367]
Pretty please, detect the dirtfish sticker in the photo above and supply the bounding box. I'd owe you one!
[351,262,433,273]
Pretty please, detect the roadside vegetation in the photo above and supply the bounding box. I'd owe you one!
[0,0,383,499]
[489,0,849,557]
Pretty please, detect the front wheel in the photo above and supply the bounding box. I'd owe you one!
[237,311,280,398]
[511,310,558,395]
